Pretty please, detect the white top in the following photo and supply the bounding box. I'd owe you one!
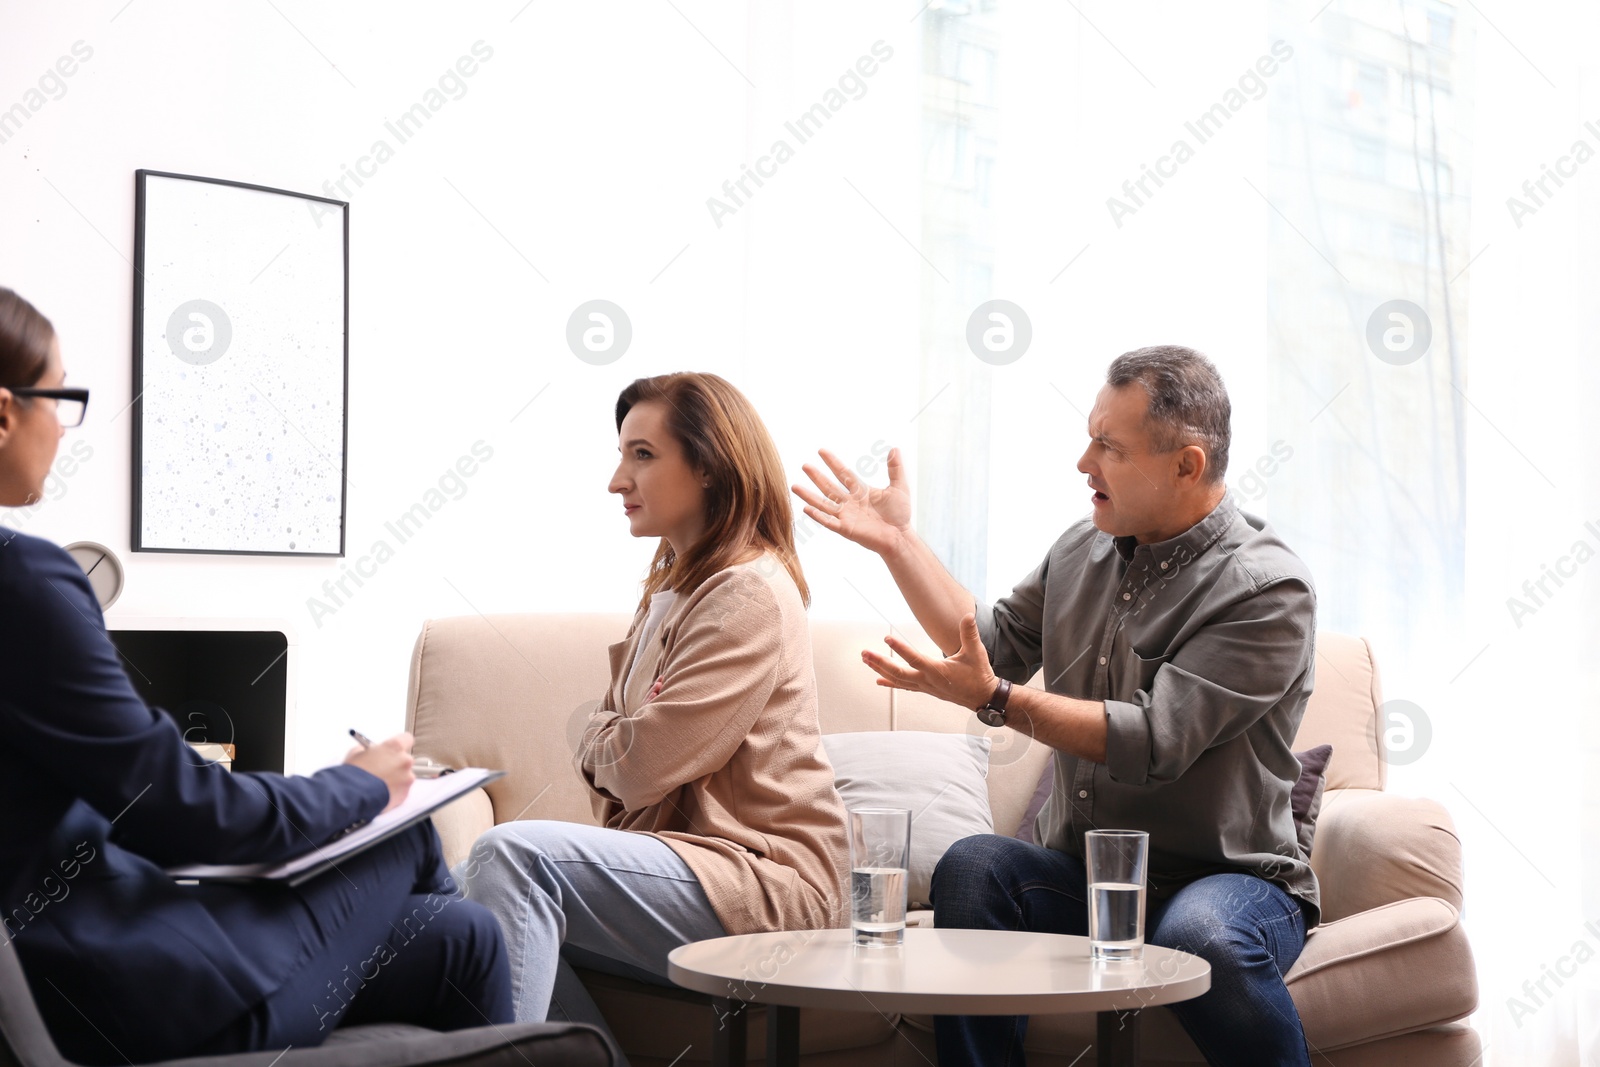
[626,590,679,691]
[668,929,1211,1014]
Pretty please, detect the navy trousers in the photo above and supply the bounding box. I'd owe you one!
[188,821,513,1054]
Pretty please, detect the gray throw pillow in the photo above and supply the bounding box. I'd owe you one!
[820,731,993,907]
[1291,744,1334,858]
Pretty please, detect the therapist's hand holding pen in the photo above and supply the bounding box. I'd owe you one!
[344,729,415,813]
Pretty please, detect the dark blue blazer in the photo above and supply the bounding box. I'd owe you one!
[0,530,388,1061]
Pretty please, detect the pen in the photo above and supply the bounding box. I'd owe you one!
[349,729,374,748]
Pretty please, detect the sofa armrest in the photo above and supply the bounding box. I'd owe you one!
[1310,789,1464,922]
[429,786,495,871]
[1286,897,1477,1050]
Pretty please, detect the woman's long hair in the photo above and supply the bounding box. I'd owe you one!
[616,373,809,611]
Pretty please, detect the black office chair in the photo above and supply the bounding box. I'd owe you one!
[0,944,620,1067]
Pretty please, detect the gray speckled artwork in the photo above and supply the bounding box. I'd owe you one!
[136,174,346,555]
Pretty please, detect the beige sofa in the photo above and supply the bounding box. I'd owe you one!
[407,616,1480,1065]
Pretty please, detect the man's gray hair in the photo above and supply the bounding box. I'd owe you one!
[1106,345,1231,483]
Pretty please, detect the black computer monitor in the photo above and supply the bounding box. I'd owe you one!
[105,629,289,774]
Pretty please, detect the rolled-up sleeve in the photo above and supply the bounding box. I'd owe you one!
[1104,577,1315,787]
[975,552,1050,685]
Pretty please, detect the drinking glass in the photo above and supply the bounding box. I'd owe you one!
[1086,829,1148,962]
[848,807,910,948]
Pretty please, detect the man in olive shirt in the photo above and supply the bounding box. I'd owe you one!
[795,345,1317,1066]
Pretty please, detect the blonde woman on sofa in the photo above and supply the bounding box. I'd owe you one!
[460,372,848,1033]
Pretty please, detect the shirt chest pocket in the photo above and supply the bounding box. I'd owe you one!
[1110,647,1173,697]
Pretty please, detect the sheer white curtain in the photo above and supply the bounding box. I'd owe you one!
[970,1,1597,1062]
[1453,3,1600,1060]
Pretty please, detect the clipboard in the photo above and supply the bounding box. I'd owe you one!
[167,768,504,886]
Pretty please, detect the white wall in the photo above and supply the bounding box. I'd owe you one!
[0,1,928,772]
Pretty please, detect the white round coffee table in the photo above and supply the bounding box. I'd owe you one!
[668,927,1210,1066]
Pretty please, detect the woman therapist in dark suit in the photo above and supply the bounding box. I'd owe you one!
[0,288,513,1064]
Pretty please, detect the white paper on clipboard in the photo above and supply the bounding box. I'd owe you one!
[167,768,503,885]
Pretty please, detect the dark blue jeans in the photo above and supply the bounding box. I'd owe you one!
[931,834,1311,1067]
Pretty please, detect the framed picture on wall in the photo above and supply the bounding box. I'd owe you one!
[131,169,349,556]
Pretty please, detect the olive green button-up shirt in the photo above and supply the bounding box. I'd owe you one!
[976,493,1321,926]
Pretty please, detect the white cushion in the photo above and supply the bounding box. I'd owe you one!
[821,731,993,907]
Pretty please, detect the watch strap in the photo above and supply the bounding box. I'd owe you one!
[983,677,1012,713]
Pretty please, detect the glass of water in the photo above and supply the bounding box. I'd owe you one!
[849,807,910,948]
[1086,829,1148,962]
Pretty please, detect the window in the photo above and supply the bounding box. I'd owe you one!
[1352,133,1386,181]
[1427,9,1453,49]
[1390,222,1427,264]
[1356,61,1387,110]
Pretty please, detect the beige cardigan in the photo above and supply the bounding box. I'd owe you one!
[578,555,849,935]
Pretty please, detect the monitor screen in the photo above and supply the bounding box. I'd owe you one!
[105,629,288,774]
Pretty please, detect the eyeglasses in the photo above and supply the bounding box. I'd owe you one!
[7,387,90,428]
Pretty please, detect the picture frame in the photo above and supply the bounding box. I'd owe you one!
[131,169,349,556]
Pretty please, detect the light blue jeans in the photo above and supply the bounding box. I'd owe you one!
[454,820,726,1045]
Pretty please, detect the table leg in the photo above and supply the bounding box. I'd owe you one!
[1097,1008,1140,1067]
[711,997,748,1067]
[766,1004,800,1067]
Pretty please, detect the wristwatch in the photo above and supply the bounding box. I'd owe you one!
[976,677,1012,728]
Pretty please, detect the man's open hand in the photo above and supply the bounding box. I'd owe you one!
[861,614,998,711]
[792,447,911,556]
